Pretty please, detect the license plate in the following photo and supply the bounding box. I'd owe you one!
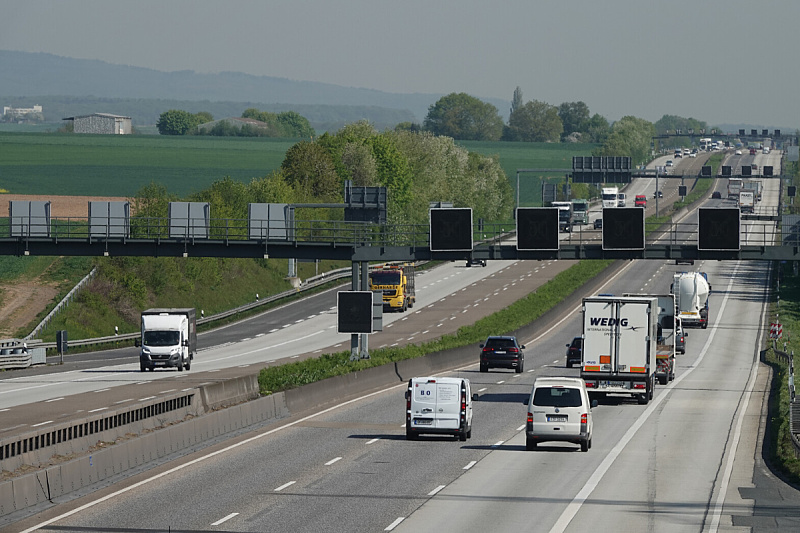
[495,351,506,354]
[154,361,165,366]
[414,419,432,425]
[547,415,567,422]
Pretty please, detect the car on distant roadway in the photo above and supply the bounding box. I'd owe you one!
[712,191,722,199]
[466,258,487,267]
[735,150,742,155]
[634,194,647,207]
[566,336,582,368]
[480,335,525,373]
[593,218,603,229]
[665,160,674,167]
[689,152,697,158]
[653,190,663,198]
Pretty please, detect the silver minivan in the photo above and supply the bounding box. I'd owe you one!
[524,377,596,451]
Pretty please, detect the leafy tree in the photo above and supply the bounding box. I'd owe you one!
[558,101,591,139]
[504,100,563,142]
[595,116,655,165]
[394,122,422,132]
[280,141,340,201]
[370,133,412,207]
[584,114,611,144]
[195,111,214,124]
[247,171,298,204]
[424,93,504,141]
[341,143,378,187]
[510,87,523,117]
[156,109,202,135]
[276,111,315,138]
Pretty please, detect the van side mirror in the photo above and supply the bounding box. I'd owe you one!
[472,393,479,401]
[684,331,688,337]
[523,399,529,405]
[566,343,570,348]
[520,345,526,349]
[183,339,189,347]
[479,343,484,348]
[134,339,141,347]
[591,399,598,408]
[404,391,410,400]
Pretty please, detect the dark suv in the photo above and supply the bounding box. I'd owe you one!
[480,336,525,373]
[566,337,582,368]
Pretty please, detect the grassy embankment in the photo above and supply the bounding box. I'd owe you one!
[764,155,800,486]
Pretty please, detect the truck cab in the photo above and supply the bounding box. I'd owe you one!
[137,308,196,372]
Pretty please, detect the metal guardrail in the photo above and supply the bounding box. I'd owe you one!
[773,341,800,458]
[25,267,97,340]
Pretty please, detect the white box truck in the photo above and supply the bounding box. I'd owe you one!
[739,190,755,213]
[405,377,474,441]
[136,308,197,372]
[624,293,677,385]
[580,296,657,404]
[671,272,710,329]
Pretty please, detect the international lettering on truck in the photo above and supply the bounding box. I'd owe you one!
[624,293,677,385]
[581,296,657,405]
[369,263,416,312]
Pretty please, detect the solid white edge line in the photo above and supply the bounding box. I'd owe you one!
[549,260,743,533]
[325,457,342,466]
[20,379,414,533]
[385,517,405,531]
[366,438,380,445]
[210,512,239,526]
[708,267,769,532]
[463,461,477,470]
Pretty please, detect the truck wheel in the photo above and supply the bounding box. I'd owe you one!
[637,393,649,405]
[566,360,572,368]
[177,360,184,372]
[526,437,537,451]
[459,430,467,442]
[467,427,472,439]
[140,363,146,372]
[581,440,589,452]
[480,364,488,373]
[406,428,417,440]
[408,300,414,309]
[515,362,523,373]
[658,375,668,385]
[185,359,191,371]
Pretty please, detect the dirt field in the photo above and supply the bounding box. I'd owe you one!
[0,195,128,337]
[2,194,129,219]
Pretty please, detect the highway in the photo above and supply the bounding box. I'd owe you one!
[4,149,799,532]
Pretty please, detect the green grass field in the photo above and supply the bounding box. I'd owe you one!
[458,141,599,206]
[0,132,297,197]
[0,132,599,202]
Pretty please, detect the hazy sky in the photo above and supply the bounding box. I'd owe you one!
[2,0,798,128]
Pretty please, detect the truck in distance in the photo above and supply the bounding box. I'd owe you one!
[671,272,710,329]
[369,263,415,312]
[570,199,590,226]
[550,201,573,232]
[136,308,197,372]
[739,191,755,213]
[580,295,658,404]
[624,293,677,385]
[601,187,619,209]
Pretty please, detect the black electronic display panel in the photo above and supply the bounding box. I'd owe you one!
[337,291,373,334]
[698,208,740,251]
[516,208,559,251]
[429,208,473,252]
[602,207,645,250]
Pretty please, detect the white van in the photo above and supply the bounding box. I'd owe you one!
[406,377,474,441]
[617,193,626,207]
[524,377,595,451]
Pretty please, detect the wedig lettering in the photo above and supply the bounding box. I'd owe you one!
[589,317,629,326]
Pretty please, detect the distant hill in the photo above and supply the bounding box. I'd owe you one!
[0,50,511,132]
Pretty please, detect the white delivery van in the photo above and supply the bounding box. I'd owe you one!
[524,377,596,451]
[406,377,474,441]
